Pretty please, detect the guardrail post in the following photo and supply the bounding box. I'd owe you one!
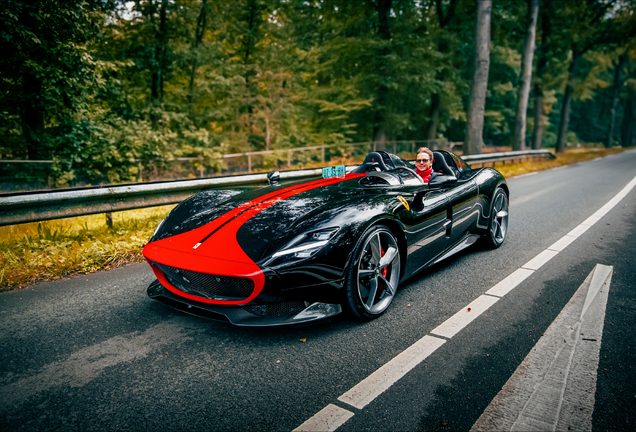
[288,151,291,168]
[106,212,113,229]
[248,154,252,173]
[321,146,325,163]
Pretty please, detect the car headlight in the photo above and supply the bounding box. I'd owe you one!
[272,228,339,260]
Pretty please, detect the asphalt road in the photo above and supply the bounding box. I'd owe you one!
[1,150,635,432]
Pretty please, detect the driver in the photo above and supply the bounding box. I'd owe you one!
[415,147,434,183]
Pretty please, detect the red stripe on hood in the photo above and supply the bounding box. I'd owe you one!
[144,173,364,305]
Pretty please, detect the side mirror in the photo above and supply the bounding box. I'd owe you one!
[268,171,280,185]
[428,174,457,189]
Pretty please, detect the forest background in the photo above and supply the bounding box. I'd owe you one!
[2,0,636,190]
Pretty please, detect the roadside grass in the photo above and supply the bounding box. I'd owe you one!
[0,206,174,291]
[493,147,632,178]
[1,146,633,291]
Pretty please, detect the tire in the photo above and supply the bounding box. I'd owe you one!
[343,225,401,320]
[484,187,509,248]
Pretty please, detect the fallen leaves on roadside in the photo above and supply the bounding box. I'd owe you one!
[299,338,307,342]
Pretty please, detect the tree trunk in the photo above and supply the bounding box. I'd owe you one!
[463,0,492,155]
[373,0,392,145]
[21,71,45,160]
[425,92,441,140]
[621,95,635,148]
[150,0,168,103]
[265,116,271,151]
[606,53,626,148]
[512,0,539,151]
[532,1,551,149]
[243,0,259,120]
[427,0,458,142]
[555,50,581,153]
[188,0,208,104]
[532,87,544,149]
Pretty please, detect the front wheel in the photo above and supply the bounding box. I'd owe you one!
[343,225,401,321]
[484,187,509,248]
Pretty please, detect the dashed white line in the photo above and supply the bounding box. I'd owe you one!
[430,295,500,339]
[521,249,559,271]
[547,235,577,252]
[293,404,354,432]
[337,335,446,409]
[485,268,534,297]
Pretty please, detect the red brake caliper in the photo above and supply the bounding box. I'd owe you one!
[381,246,387,277]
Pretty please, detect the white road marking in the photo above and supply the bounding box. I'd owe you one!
[430,295,500,339]
[485,268,534,297]
[338,336,446,409]
[471,264,613,432]
[521,249,559,271]
[292,404,354,432]
[547,235,577,252]
[294,173,636,431]
[567,223,592,238]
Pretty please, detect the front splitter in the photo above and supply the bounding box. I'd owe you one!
[147,280,342,326]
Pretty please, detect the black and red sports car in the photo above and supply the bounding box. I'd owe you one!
[143,150,509,326]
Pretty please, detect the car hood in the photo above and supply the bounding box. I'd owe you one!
[145,174,367,266]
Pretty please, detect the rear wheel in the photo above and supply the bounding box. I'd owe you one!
[343,225,401,320]
[484,187,508,248]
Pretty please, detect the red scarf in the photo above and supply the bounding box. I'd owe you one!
[416,167,433,183]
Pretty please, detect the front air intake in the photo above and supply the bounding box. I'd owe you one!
[155,263,254,301]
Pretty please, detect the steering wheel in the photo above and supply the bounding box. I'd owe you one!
[393,167,424,184]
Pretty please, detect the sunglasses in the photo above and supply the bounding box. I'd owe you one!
[416,158,430,163]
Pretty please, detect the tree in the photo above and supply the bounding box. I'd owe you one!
[187,0,208,104]
[554,0,636,153]
[0,0,100,160]
[531,0,552,149]
[425,0,459,141]
[511,0,539,151]
[464,0,492,155]
[606,52,627,147]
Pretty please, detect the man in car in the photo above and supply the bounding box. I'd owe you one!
[415,147,434,183]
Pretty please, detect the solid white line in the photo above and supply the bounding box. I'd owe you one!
[521,249,559,271]
[337,336,446,410]
[485,268,534,297]
[292,404,354,432]
[471,264,613,432]
[430,295,500,339]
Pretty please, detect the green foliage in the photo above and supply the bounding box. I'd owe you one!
[2,0,636,181]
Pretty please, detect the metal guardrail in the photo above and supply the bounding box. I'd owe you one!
[462,149,555,167]
[0,150,554,227]
[0,168,330,227]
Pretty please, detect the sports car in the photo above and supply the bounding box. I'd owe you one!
[143,150,509,326]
